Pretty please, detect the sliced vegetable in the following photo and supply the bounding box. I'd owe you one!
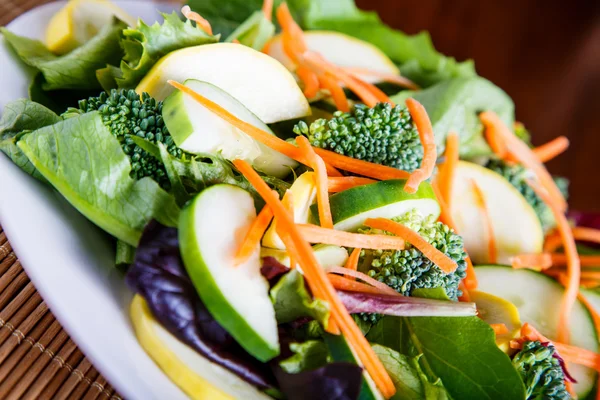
[261,244,349,269]
[327,177,377,193]
[163,80,297,178]
[449,161,543,264]
[470,179,497,264]
[403,98,437,194]
[475,265,598,397]
[179,185,279,362]
[469,290,521,351]
[533,136,569,163]
[313,179,440,232]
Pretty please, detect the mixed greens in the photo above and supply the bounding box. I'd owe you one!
[1,0,599,399]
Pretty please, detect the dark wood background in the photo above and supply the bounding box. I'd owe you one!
[357,0,600,212]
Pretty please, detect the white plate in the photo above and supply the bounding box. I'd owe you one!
[0,2,188,399]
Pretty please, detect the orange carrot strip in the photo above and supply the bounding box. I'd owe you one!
[324,162,343,177]
[233,159,396,398]
[276,4,307,53]
[581,279,600,288]
[297,136,333,229]
[480,113,508,158]
[297,66,320,99]
[328,274,392,296]
[544,230,562,253]
[471,179,497,264]
[345,248,362,272]
[364,218,457,274]
[262,0,273,21]
[232,39,241,44]
[491,323,509,335]
[549,254,600,266]
[313,147,410,181]
[458,281,471,302]
[438,132,459,210]
[327,177,377,192]
[297,224,405,250]
[326,266,399,296]
[404,98,437,194]
[533,136,569,163]
[527,180,580,344]
[181,6,213,35]
[512,253,553,270]
[318,74,350,112]
[463,256,478,290]
[547,227,600,253]
[547,269,600,280]
[341,67,420,90]
[234,204,273,265]
[482,111,567,211]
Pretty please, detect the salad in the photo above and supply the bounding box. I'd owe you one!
[1,0,598,399]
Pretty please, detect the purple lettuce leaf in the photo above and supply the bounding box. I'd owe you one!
[125,220,275,389]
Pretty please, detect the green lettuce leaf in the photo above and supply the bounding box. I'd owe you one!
[29,73,98,114]
[367,314,525,400]
[186,0,265,38]
[100,12,218,89]
[16,112,180,246]
[0,19,125,91]
[372,344,449,400]
[269,269,330,325]
[0,99,62,181]
[225,11,275,50]
[392,77,514,157]
[279,340,331,373]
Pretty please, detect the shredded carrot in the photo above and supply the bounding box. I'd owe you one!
[533,136,569,163]
[471,179,497,264]
[438,132,459,209]
[550,253,600,267]
[327,177,377,192]
[324,162,343,177]
[512,253,553,270]
[181,6,213,35]
[341,67,420,90]
[297,136,333,229]
[344,248,362,275]
[491,323,509,335]
[458,281,472,302]
[232,39,241,44]
[328,274,393,296]
[480,113,508,158]
[364,218,457,274]
[313,148,410,181]
[234,159,396,398]
[318,74,350,112]
[547,269,600,280]
[527,180,580,344]
[431,182,478,289]
[297,224,405,250]
[296,66,320,99]
[234,205,273,265]
[404,98,437,194]
[482,111,567,211]
[261,0,273,21]
[581,279,600,288]
[546,226,600,253]
[326,266,399,296]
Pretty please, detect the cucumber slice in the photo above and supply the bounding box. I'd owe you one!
[476,265,598,397]
[261,244,349,268]
[130,295,270,400]
[179,185,279,362]
[450,161,543,264]
[323,334,384,400]
[262,172,317,249]
[163,79,297,178]
[311,180,440,232]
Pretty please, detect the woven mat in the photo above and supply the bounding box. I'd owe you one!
[1,0,123,398]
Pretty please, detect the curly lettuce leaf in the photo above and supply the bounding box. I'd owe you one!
[0,19,125,91]
[16,112,179,246]
[0,99,61,181]
[392,77,514,157]
[101,12,218,89]
[269,269,330,325]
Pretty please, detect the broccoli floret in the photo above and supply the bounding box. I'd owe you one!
[74,89,183,188]
[359,209,468,302]
[485,159,569,231]
[512,341,570,400]
[294,103,423,172]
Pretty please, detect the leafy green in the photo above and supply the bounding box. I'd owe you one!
[367,314,525,400]
[226,11,275,50]
[29,73,98,114]
[16,112,180,246]
[186,0,266,38]
[269,269,330,325]
[372,344,449,400]
[100,12,218,89]
[279,340,331,373]
[392,77,514,157]
[0,19,125,91]
[115,240,136,267]
[0,99,62,181]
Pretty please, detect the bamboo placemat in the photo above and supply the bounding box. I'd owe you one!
[1,0,123,398]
